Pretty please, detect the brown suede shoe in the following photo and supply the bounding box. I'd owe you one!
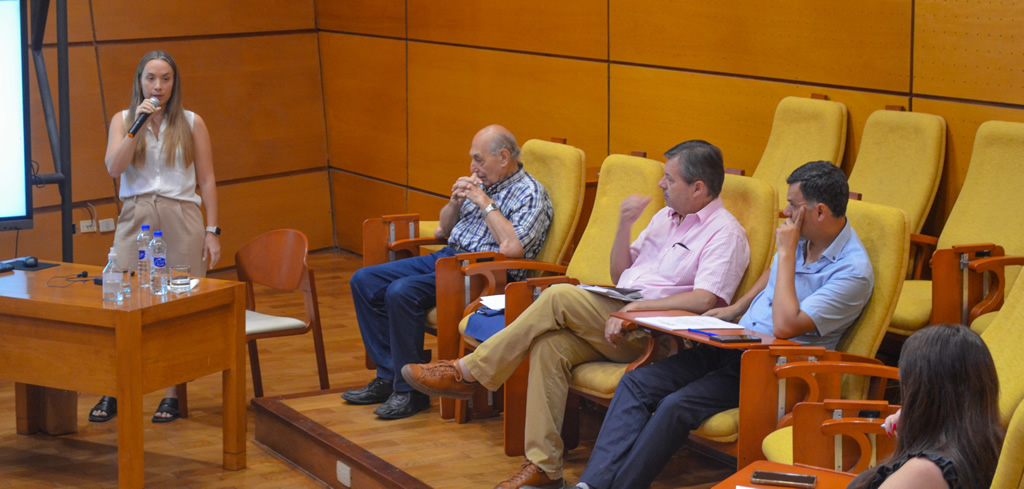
[401,360,479,400]
[495,460,564,489]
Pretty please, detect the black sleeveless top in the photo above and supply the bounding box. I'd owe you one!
[846,452,958,489]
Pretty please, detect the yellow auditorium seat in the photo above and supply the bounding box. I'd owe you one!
[847,109,946,234]
[453,153,664,451]
[889,120,1024,336]
[779,281,1024,485]
[737,200,909,467]
[752,96,848,210]
[358,138,586,392]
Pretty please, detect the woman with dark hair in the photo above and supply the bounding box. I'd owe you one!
[90,50,220,423]
[847,324,1003,489]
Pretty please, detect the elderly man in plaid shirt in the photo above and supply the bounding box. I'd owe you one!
[343,124,553,420]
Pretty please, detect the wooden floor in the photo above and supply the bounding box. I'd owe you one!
[0,249,732,488]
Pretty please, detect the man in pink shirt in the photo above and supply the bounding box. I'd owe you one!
[402,140,750,489]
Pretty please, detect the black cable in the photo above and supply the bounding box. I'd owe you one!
[45,271,92,288]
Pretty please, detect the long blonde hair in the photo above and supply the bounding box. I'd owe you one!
[127,50,194,168]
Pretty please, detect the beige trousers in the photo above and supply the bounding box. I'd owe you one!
[113,194,207,278]
[463,284,647,479]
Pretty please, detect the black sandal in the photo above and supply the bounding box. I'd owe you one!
[152,397,180,423]
[88,396,117,422]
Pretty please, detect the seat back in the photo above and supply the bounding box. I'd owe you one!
[720,174,777,298]
[835,200,909,362]
[752,96,848,210]
[993,398,1024,489]
[518,139,587,266]
[236,228,310,295]
[981,277,1024,428]
[847,110,946,233]
[566,154,664,286]
[938,120,1024,292]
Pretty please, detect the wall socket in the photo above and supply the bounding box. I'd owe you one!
[98,218,116,233]
[79,220,97,233]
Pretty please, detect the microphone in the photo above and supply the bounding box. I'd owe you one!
[127,97,161,138]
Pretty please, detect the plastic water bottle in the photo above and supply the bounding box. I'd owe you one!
[136,224,153,289]
[102,247,123,302]
[149,231,168,295]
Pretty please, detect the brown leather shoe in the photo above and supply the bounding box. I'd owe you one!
[495,460,564,489]
[401,360,479,400]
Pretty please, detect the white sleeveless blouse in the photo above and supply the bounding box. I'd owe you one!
[117,109,201,206]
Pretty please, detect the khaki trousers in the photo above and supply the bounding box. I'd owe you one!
[113,194,207,278]
[463,284,647,479]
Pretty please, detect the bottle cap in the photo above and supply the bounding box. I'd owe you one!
[154,231,163,237]
[141,224,150,230]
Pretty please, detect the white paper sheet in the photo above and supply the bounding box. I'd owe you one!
[635,315,744,331]
[479,294,505,311]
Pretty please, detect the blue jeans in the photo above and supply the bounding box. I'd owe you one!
[350,247,458,392]
[580,344,743,489]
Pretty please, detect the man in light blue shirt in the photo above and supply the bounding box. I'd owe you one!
[557,160,874,489]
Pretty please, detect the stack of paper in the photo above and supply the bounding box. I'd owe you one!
[635,315,744,331]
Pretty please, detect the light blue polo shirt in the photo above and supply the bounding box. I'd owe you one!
[738,221,874,349]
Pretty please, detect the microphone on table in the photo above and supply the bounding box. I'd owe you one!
[127,97,161,138]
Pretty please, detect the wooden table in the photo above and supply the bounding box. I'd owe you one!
[713,460,855,488]
[0,263,246,488]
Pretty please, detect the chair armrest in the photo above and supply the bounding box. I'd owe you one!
[775,361,899,404]
[388,236,448,255]
[967,255,1024,321]
[908,233,938,279]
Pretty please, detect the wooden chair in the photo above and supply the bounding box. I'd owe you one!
[177,229,328,412]
[752,95,848,210]
[846,109,946,234]
[889,120,1024,336]
[452,153,665,451]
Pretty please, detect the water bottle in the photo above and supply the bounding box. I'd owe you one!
[136,224,153,289]
[149,231,168,295]
[102,247,123,302]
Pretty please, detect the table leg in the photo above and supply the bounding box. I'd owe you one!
[116,314,145,488]
[15,383,39,435]
[223,285,247,470]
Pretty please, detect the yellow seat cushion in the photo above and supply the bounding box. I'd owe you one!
[762,426,794,465]
[888,279,931,336]
[971,311,999,335]
[691,408,739,442]
[569,362,627,399]
[458,314,481,348]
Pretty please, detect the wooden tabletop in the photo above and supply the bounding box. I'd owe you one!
[611,309,797,349]
[713,460,855,489]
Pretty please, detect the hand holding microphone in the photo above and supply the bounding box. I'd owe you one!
[127,97,161,138]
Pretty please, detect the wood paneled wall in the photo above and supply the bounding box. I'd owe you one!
[4,1,330,268]
[322,0,1024,247]
[7,1,1024,265]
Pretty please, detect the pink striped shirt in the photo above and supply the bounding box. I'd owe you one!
[617,198,750,306]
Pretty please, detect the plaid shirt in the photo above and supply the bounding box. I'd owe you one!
[448,164,553,281]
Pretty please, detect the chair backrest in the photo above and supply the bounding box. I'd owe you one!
[835,200,909,368]
[752,96,848,210]
[981,278,1024,428]
[938,120,1024,292]
[519,139,587,266]
[236,228,310,294]
[567,154,664,286]
[720,174,777,298]
[992,398,1024,489]
[847,110,946,233]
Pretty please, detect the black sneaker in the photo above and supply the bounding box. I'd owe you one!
[373,391,430,419]
[341,377,393,405]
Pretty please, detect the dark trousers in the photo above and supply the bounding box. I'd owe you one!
[349,247,457,392]
[580,344,744,489]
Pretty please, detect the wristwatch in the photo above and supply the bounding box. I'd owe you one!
[483,202,501,216]
[205,226,222,236]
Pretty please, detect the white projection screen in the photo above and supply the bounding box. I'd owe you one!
[0,0,32,231]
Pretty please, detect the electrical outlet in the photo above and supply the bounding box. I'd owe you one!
[98,218,116,232]
[79,219,97,233]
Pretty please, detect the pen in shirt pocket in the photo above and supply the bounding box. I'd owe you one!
[673,242,689,250]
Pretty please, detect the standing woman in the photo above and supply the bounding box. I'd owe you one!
[89,50,221,423]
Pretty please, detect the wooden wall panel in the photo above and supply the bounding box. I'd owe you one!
[914,1,1024,105]
[316,0,405,38]
[28,0,94,44]
[408,190,447,221]
[912,99,1024,237]
[90,0,314,40]
[609,65,908,176]
[97,34,328,182]
[330,170,407,253]
[216,172,333,269]
[407,43,607,195]
[320,33,407,184]
[407,0,607,59]
[610,0,912,92]
[28,46,114,207]
[0,203,121,266]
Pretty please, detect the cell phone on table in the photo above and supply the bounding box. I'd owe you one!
[750,470,817,488]
[709,334,761,344]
